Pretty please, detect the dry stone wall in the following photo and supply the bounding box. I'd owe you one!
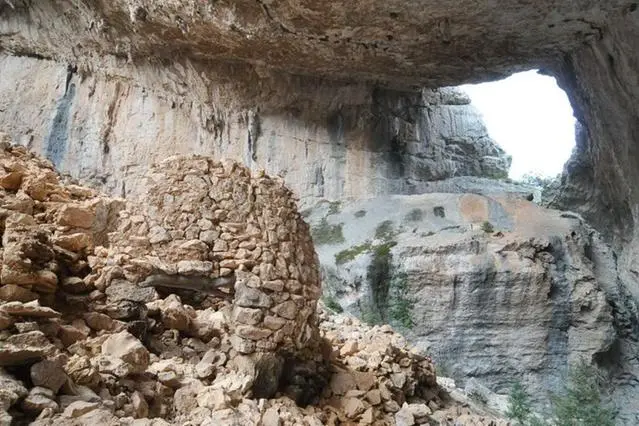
[90,155,322,355]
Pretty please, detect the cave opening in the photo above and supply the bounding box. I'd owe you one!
[459,70,576,184]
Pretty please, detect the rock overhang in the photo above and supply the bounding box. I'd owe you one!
[0,0,634,88]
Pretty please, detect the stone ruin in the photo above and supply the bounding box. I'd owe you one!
[0,134,498,425]
[90,154,323,356]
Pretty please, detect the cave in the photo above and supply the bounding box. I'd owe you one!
[0,0,638,423]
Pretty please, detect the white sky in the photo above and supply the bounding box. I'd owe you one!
[459,70,576,179]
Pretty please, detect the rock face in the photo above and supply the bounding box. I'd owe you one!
[0,53,510,205]
[307,192,626,416]
[1,0,639,424]
[0,143,499,425]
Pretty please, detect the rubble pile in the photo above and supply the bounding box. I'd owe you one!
[0,134,505,425]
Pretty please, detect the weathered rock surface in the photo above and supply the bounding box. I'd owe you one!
[308,192,630,417]
[0,53,510,206]
[0,142,498,425]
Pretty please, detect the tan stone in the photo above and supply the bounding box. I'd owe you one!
[0,301,61,318]
[56,204,94,229]
[57,324,89,347]
[330,372,356,396]
[360,407,375,424]
[263,315,287,330]
[340,340,359,357]
[63,401,100,418]
[270,300,297,320]
[101,331,150,375]
[0,285,38,302]
[365,389,382,406]
[0,170,23,191]
[232,307,264,325]
[342,397,366,418]
[235,325,273,341]
[53,232,92,252]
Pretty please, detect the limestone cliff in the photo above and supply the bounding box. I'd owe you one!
[1,0,639,424]
[0,53,510,205]
[307,193,631,419]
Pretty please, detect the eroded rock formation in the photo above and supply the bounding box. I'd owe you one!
[0,53,511,204]
[308,191,631,418]
[1,0,639,424]
[0,135,505,425]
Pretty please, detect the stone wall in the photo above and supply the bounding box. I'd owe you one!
[88,155,322,355]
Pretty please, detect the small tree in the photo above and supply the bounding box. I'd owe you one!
[552,360,614,426]
[506,382,533,425]
[481,221,495,233]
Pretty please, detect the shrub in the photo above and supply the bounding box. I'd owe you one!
[367,242,393,320]
[375,220,396,240]
[359,299,383,326]
[507,382,533,425]
[311,218,345,245]
[468,389,488,405]
[334,242,372,265]
[404,208,423,222]
[388,272,415,329]
[552,360,614,426]
[322,294,343,313]
[354,210,367,218]
[481,221,495,233]
[327,201,341,215]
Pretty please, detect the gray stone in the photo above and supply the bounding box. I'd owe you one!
[31,360,68,393]
[106,279,158,303]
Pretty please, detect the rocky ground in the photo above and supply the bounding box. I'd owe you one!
[0,134,506,425]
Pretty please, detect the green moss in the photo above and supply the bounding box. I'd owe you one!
[311,218,345,245]
[335,242,372,265]
[354,210,367,218]
[481,221,495,233]
[404,208,424,222]
[375,220,396,240]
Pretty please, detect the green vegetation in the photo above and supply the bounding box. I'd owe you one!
[375,220,396,240]
[311,218,345,245]
[327,201,341,215]
[322,294,344,313]
[552,360,614,426]
[468,389,488,405]
[388,271,415,328]
[357,240,414,329]
[359,299,383,326]
[404,208,424,222]
[433,206,446,218]
[503,361,614,426]
[507,382,533,425]
[366,242,393,321]
[335,241,372,265]
[481,221,495,233]
[354,209,367,218]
